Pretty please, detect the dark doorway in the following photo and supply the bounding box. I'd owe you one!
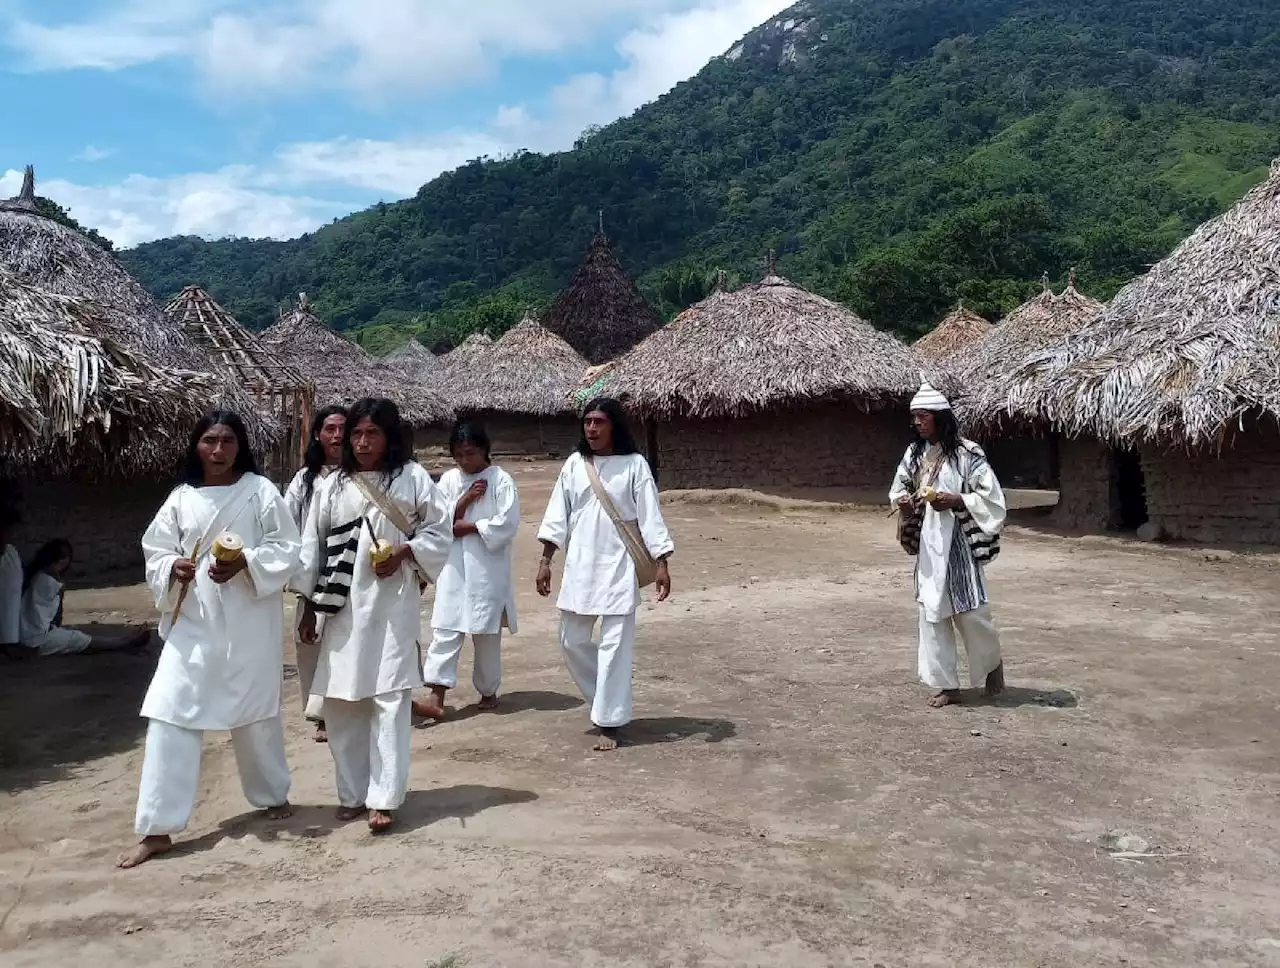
[1111,448,1148,530]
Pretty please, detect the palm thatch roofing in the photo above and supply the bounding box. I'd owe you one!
[0,167,276,448]
[587,272,922,418]
[952,272,1104,427]
[446,314,588,416]
[913,304,992,361]
[982,160,1280,448]
[440,331,493,370]
[0,268,217,476]
[260,295,451,426]
[385,337,441,379]
[544,230,662,365]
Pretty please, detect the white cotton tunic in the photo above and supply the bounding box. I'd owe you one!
[140,473,303,731]
[283,466,335,534]
[889,439,1007,623]
[20,572,62,640]
[298,463,452,702]
[536,452,674,616]
[432,466,520,635]
[0,545,23,643]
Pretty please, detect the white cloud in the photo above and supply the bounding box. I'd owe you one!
[73,145,116,163]
[7,0,217,71]
[273,134,511,195]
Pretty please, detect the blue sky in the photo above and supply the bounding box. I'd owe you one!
[0,0,790,247]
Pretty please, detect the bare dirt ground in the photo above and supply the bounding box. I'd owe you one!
[3,459,1280,968]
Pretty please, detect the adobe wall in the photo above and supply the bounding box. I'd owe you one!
[1051,436,1117,533]
[983,434,1057,489]
[657,402,910,490]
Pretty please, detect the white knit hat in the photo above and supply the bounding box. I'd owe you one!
[910,377,951,412]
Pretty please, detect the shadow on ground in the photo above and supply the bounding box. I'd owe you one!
[623,716,737,746]
[975,686,1079,709]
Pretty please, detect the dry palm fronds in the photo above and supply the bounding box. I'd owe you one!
[261,295,452,426]
[913,304,992,361]
[385,338,441,380]
[544,231,662,365]
[982,160,1280,447]
[0,269,217,476]
[445,314,588,416]
[438,332,493,375]
[589,272,921,418]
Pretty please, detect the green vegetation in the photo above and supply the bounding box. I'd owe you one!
[120,0,1280,345]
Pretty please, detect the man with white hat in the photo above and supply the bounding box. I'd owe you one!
[889,379,1007,707]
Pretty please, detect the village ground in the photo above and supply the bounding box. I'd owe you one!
[1,460,1279,968]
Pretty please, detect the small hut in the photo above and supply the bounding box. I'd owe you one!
[445,315,587,456]
[913,304,991,362]
[954,273,1105,488]
[440,331,492,371]
[544,230,662,365]
[260,294,451,441]
[385,338,441,380]
[992,159,1280,545]
[593,270,921,491]
[164,285,313,480]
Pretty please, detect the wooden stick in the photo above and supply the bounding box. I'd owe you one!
[171,539,201,623]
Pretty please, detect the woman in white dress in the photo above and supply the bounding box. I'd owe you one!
[415,422,520,720]
[119,410,303,869]
[283,405,347,742]
[536,397,674,752]
[297,398,452,833]
[20,539,149,655]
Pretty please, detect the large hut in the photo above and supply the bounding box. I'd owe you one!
[989,159,1280,545]
[445,315,587,456]
[954,273,1105,488]
[544,230,662,365]
[260,294,451,440]
[913,304,991,362]
[164,285,313,480]
[593,270,921,491]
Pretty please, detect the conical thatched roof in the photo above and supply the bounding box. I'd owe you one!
[447,315,588,416]
[440,331,492,370]
[544,231,661,365]
[0,268,217,476]
[590,272,921,418]
[0,168,275,448]
[260,295,451,426]
[165,285,308,394]
[385,338,440,378]
[987,160,1280,447]
[913,304,992,361]
[953,272,1104,428]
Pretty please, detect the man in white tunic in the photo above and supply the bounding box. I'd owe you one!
[283,405,347,742]
[297,398,451,833]
[537,398,674,751]
[416,422,519,719]
[20,539,150,654]
[119,411,302,869]
[890,381,1007,708]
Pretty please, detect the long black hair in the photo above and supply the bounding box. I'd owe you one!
[23,538,72,591]
[449,421,491,462]
[909,408,964,468]
[179,410,259,485]
[342,397,411,483]
[302,405,347,505]
[576,397,639,457]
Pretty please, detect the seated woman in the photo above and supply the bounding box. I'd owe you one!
[21,539,150,655]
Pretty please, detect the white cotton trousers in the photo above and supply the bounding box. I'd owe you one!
[918,603,1003,691]
[28,627,92,656]
[295,632,326,722]
[423,629,502,697]
[134,715,292,836]
[559,610,636,728]
[323,689,412,811]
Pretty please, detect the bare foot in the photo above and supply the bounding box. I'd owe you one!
[263,802,292,821]
[927,690,963,708]
[984,663,1006,697]
[412,687,447,720]
[336,805,367,822]
[368,810,394,834]
[314,721,328,743]
[116,835,172,869]
[593,726,621,752]
[478,694,499,711]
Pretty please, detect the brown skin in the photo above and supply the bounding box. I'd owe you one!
[41,554,149,652]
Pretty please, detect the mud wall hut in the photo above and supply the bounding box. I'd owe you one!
[993,159,1280,545]
[593,271,921,492]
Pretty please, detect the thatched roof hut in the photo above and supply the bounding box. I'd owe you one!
[441,331,492,368]
[385,338,441,378]
[260,294,451,426]
[448,315,587,415]
[913,304,991,362]
[544,231,661,365]
[0,268,215,476]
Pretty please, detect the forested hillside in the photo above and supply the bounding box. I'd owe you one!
[121,0,1280,350]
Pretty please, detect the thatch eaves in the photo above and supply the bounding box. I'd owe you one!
[544,231,662,365]
[985,160,1280,448]
[913,304,992,361]
[591,272,922,419]
[446,315,588,416]
[260,295,451,426]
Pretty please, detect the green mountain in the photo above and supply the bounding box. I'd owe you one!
[121,0,1280,351]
